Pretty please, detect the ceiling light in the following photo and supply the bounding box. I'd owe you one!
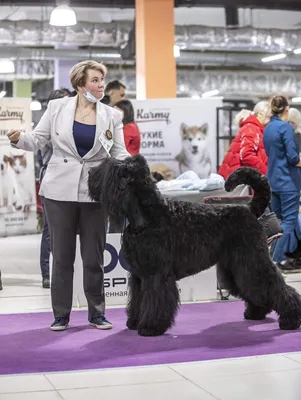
[174,45,180,58]
[294,48,301,55]
[30,100,42,111]
[50,3,77,27]
[0,91,6,99]
[292,97,301,103]
[0,59,15,74]
[101,53,121,58]
[261,53,287,63]
[202,89,220,98]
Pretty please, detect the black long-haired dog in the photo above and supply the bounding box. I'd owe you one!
[88,154,301,336]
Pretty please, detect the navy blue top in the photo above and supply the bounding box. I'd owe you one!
[263,116,301,192]
[73,121,96,157]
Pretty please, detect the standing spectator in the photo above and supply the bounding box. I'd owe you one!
[114,99,140,155]
[218,101,270,180]
[264,95,301,272]
[102,80,126,106]
[38,88,72,289]
[288,107,301,149]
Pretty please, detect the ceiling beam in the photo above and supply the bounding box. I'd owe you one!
[1,0,301,10]
[0,0,135,7]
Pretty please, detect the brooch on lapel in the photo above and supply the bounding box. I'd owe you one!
[106,130,112,140]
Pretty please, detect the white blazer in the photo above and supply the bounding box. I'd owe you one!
[14,95,130,202]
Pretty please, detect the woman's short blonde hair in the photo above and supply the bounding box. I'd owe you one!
[234,101,270,126]
[69,60,107,90]
[288,108,301,126]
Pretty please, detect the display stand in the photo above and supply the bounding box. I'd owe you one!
[72,234,217,308]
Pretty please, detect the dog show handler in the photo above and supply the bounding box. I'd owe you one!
[7,60,130,332]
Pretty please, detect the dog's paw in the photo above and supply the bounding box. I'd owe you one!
[137,327,167,337]
[244,303,270,321]
[279,317,301,330]
[126,319,138,330]
[244,310,267,321]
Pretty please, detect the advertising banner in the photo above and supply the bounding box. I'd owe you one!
[132,98,223,179]
[0,98,37,237]
[73,234,217,307]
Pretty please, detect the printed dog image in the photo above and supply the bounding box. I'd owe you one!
[150,163,175,181]
[11,153,33,211]
[176,123,211,179]
[0,153,23,213]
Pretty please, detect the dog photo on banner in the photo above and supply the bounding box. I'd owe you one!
[132,97,222,180]
[0,97,37,237]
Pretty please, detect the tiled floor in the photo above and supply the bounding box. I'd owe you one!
[1,234,301,399]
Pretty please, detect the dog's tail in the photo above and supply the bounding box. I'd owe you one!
[224,167,271,218]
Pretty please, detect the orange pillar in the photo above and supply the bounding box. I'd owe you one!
[135,0,177,99]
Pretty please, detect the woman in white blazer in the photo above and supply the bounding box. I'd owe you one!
[8,60,130,331]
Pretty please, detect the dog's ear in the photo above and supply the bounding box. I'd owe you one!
[119,177,131,190]
[200,123,209,135]
[3,155,14,165]
[118,167,132,190]
[180,123,188,137]
[152,172,164,182]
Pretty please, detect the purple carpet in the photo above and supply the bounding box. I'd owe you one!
[1,301,301,375]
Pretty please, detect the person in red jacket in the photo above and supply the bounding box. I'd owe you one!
[218,101,270,179]
[114,99,141,155]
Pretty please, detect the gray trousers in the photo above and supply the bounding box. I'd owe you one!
[44,198,107,320]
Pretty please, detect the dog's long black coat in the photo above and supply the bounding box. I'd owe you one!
[88,155,301,336]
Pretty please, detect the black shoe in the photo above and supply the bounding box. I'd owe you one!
[89,316,112,330]
[277,261,301,273]
[0,271,2,291]
[50,317,69,331]
[42,277,50,289]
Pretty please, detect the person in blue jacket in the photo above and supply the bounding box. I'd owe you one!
[264,95,301,272]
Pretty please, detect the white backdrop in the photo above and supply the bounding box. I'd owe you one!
[72,234,217,308]
[132,97,223,179]
[0,98,37,237]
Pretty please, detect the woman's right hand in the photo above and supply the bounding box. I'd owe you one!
[7,130,21,144]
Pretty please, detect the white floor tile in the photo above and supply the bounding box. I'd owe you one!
[284,273,301,283]
[0,295,51,314]
[170,354,301,381]
[46,365,184,390]
[285,352,301,364]
[196,368,301,400]
[58,380,216,400]
[0,392,62,400]
[0,374,54,394]
[0,274,48,297]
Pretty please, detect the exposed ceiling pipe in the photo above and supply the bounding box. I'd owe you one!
[177,51,301,67]
[0,20,131,48]
[0,47,122,61]
[1,47,301,68]
[0,20,301,54]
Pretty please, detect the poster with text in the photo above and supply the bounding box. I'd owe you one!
[72,234,217,307]
[0,98,37,237]
[132,98,223,180]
